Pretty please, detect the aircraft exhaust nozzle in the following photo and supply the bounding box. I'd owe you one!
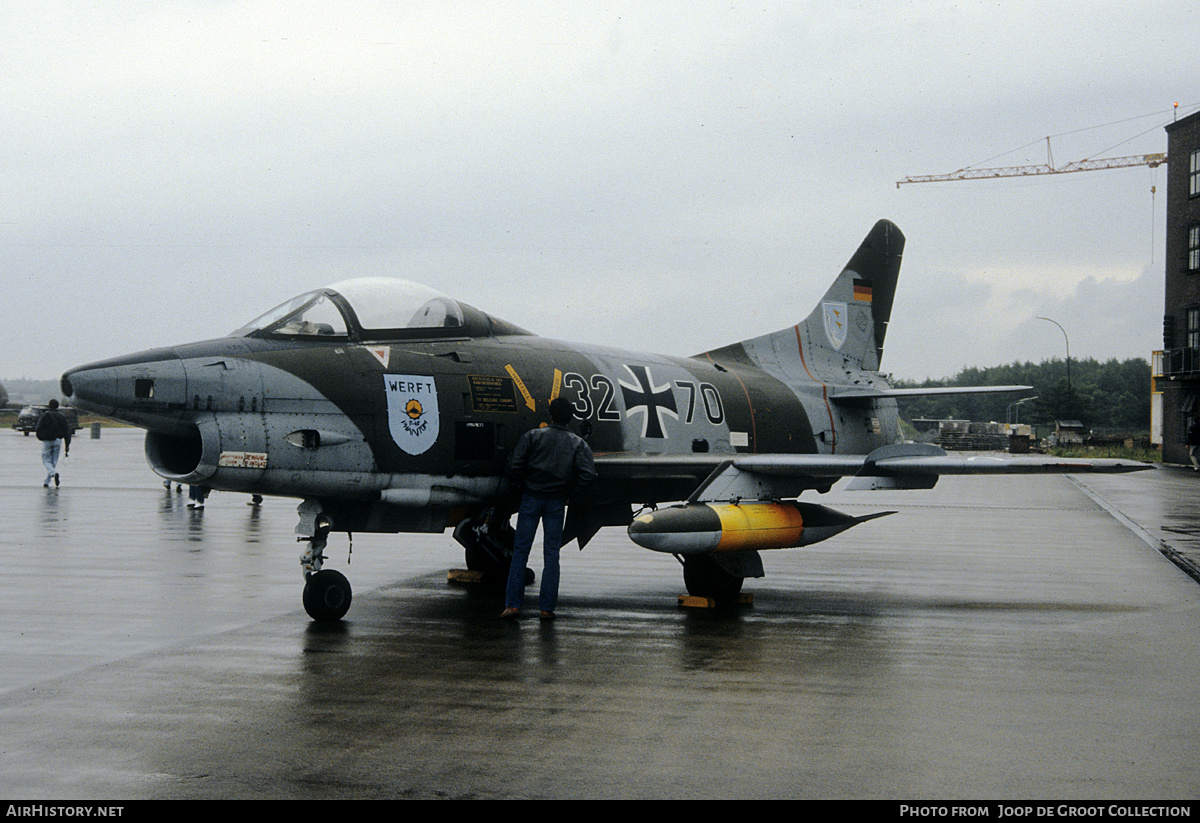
[627,501,894,555]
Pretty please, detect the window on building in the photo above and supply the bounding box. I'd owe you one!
[1188,307,1200,349]
[1190,225,1200,272]
[1192,149,1200,198]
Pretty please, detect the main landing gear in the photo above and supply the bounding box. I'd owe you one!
[681,556,745,601]
[677,552,762,606]
[298,501,352,622]
[453,508,533,587]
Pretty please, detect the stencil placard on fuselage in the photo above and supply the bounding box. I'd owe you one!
[467,374,518,413]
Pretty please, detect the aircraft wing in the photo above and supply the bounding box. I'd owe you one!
[740,445,1151,491]
[829,385,1033,400]
[594,443,1151,500]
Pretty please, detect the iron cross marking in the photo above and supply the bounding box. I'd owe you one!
[620,365,678,439]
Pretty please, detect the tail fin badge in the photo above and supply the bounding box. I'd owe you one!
[822,301,847,350]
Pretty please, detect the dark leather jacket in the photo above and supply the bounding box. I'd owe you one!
[506,423,596,500]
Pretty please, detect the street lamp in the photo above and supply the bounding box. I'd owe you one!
[1036,316,1071,397]
[1007,396,1038,425]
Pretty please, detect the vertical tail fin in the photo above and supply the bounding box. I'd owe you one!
[800,219,904,370]
[701,220,904,373]
[697,220,905,454]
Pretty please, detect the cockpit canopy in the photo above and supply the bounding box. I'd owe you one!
[231,278,531,341]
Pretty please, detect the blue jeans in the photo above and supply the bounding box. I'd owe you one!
[504,494,566,613]
[41,440,62,485]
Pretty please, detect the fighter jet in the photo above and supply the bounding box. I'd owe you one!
[62,220,1147,621]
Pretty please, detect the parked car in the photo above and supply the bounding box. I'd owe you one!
[13,404,82,436]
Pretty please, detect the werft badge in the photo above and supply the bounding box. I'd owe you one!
[385,374,439,455]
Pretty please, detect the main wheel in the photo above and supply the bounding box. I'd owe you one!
[458,516,534,587]
[303,569,353,622]
[682,556,744,602]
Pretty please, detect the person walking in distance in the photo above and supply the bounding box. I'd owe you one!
[35,399,72,488]
[501,397,596,620]
[1188,419,1200,472]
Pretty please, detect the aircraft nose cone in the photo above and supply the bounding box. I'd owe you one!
[61,362,121,417]
[61,347,185,424]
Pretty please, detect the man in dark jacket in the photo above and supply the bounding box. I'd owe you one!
[35,399,72,488]
[501,397,596,620]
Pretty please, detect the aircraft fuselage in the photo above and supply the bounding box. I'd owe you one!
[64,328,900,537]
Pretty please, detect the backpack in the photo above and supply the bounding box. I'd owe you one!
[35,410,64,442]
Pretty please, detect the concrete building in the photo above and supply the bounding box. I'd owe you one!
[1158,109,1200,463]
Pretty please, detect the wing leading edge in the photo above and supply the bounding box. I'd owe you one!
[829,385,1034,400]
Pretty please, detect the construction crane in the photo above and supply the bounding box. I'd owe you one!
[896,137,1166,187]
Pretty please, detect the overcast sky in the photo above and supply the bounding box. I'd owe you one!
[2,2,1193,383]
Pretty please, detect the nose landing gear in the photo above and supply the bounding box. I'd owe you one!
[298,501,352,622]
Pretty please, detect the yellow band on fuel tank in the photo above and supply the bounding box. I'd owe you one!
[709,502,805,552]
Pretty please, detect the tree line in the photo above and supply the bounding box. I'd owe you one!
[892,357,1151,434]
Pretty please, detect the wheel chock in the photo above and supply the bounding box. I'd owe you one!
[677,593,754,609]
[447,569,484,585]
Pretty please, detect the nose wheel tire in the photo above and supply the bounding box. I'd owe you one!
[303,569,353,622]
